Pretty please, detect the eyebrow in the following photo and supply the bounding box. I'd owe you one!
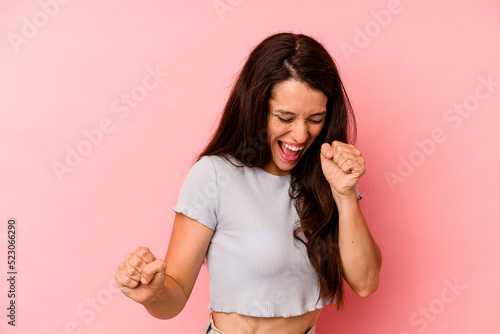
[274,110,327,117]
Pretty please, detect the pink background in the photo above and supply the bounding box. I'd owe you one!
[1,0,499,333]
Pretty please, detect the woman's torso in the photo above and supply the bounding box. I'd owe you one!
[175,156,330,331]
[212,309,322,334]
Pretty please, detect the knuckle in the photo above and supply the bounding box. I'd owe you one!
[136,246,150,257]
[126,263,137,276]
[122,276,133,286]
[129,256,141,269]
[118,261,126,271]
[139,248,151,258]
[122,275,138,288]
[115,273,130,287]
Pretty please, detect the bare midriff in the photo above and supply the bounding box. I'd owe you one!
[212,308,322,334]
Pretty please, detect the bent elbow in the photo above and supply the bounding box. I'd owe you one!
[356,287,375,298]
[355,278,379,298]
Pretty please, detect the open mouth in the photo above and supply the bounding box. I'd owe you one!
[278,141,304,161]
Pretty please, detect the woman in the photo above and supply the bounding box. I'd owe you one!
[115,32,382,334]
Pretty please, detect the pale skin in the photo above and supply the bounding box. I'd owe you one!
[115,80,381,334]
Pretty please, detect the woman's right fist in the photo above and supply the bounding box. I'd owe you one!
[115,246,167,304]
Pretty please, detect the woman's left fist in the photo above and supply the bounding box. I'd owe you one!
[320,141,365,197]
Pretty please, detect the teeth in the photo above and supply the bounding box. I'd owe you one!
[283,143,303,151]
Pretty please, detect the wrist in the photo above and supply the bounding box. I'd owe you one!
[331,188,358,213]
[141,285,168,307]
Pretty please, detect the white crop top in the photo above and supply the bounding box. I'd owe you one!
[173,154,362,318]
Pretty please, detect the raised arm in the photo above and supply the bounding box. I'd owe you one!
[320,141,381,297]
[334,193,381,297]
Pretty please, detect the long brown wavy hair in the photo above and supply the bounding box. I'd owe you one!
[197,32,356,309]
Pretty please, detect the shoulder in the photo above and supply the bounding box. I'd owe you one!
[182,154,244,189]
[194,154,236,168]
[196,154,245,176]
[202,154,243,168]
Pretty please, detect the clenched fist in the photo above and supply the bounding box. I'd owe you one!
[320,141,365,199]
[115,246,167,305]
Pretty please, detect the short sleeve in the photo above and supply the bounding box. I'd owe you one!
[173,156,218,230]
[354,184,363,201]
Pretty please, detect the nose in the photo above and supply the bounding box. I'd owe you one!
[290,121,309,144]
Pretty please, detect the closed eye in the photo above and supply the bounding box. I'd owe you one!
[277,116,293,123]
[309,119,324,124]
[274,114,325,124]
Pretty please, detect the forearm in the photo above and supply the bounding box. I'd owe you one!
[334,189,381,297]
[141,276,188,319]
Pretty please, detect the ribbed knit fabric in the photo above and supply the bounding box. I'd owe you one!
[173,154,362,318]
